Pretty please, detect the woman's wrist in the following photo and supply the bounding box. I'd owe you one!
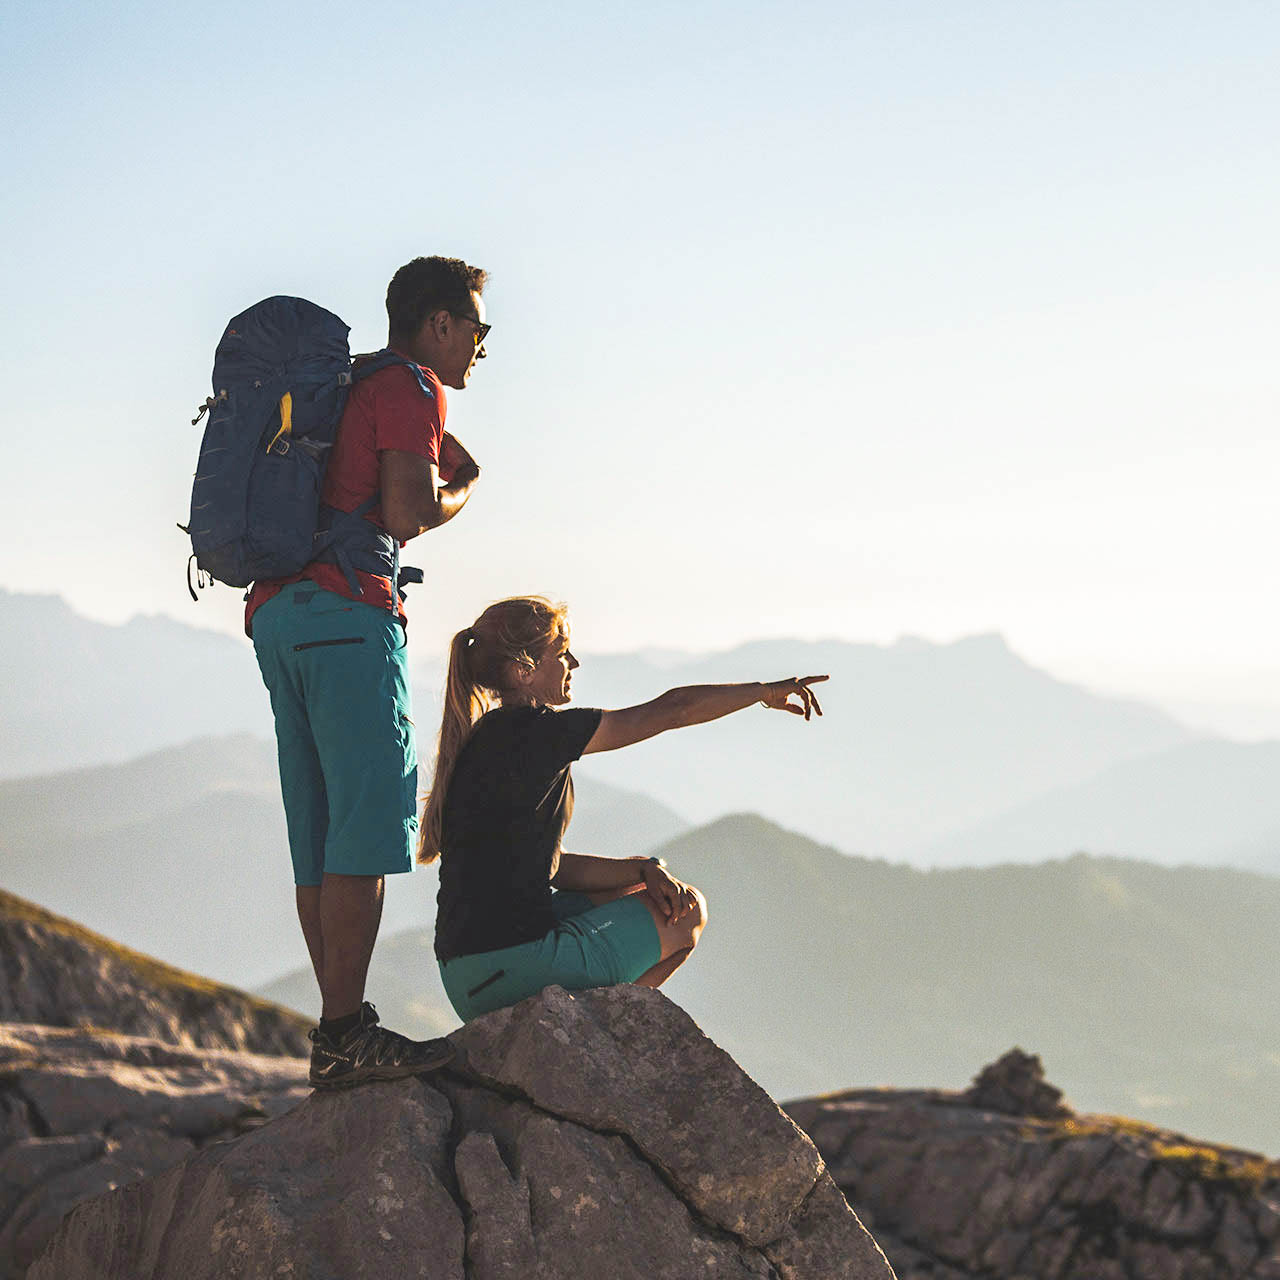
[638,855,667,885]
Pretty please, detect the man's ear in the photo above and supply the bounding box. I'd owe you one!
[428,308,452,339]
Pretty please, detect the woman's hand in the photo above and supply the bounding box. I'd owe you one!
[758,674,828,720]
[642,863,699,924]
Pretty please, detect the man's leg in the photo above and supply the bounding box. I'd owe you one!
[298,875,383,1010]
[253,591,330,999]
[318,873,384,1019]
[290,594,451,1086]
[296,886,323,991]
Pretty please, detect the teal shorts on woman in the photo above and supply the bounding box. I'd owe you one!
[439,890,662,1022]
[251,586,418,886]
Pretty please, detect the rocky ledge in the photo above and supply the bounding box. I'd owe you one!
[786,1049,1280,1280]
[26,986,893,1280]
[0,1023,310,1278]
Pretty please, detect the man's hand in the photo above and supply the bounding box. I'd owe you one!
[641,863,698,925]
[438,432,479,484]
[758,675,828,720]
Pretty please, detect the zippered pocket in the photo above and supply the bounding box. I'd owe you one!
[467,969,506,998]
[293,637,366,652]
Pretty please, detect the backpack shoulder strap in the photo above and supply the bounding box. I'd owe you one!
[350,349,436,399]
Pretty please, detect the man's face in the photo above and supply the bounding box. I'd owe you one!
[438,290,488,390]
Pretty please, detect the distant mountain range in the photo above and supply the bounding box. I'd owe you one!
[567,633,1203,856]
[10,587,1279,867]
[0,589,271,777]
[0,734,686,990]
[301,814,1280,1157]
[653,815,1280,1156]
[921,738,1280,874]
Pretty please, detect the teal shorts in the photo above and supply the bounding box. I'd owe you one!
[439,890,662,1022]
[252,587,417,886]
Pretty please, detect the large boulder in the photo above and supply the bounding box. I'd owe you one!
[27,986,894,1279]
[787,1052,1280,1280]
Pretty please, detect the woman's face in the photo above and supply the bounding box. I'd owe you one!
[522,639,579,706]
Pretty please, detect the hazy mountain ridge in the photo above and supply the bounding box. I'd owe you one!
[7,588,1265,865]
[569,630,1207,855]
[329,813,1280,1155]
[0,734,686,991]
[648,813,1280,1153]
[0,888,308,1055]
[922,737,1280,872]
[0,589,271,778]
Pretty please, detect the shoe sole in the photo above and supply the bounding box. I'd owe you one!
[309,1045,455,1091]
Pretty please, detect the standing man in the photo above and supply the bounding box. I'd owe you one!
[246,256,489,1088]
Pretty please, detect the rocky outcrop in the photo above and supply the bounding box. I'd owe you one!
[27,986,894,1280]
[0,889,310,1055]
[787,1049,1280,1280]
[0,1023,309,1279]
[962,1048,1070,1120]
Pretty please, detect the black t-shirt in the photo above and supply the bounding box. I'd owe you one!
[434,704,604,962]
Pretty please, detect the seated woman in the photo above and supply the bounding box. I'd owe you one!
[420,596,826,1022]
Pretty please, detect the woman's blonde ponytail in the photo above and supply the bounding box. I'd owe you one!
[417,628,491,863]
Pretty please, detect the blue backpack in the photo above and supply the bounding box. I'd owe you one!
[181,295,428,600]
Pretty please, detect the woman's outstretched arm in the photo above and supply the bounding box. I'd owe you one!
[582,675,827,755]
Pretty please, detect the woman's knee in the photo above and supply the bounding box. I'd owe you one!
[684,884,708,944]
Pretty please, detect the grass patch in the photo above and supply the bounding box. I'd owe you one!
[1148,1142,1276,1191]
[1030,1111,1280,1191]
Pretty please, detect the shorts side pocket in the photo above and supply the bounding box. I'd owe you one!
[293,637,366,652]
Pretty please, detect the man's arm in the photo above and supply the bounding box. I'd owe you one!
[379,444,480,543]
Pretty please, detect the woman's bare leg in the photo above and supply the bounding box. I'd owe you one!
[635,947,693,988]
[633,886,707,988]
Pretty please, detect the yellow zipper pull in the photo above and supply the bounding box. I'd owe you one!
[266,391,294,453]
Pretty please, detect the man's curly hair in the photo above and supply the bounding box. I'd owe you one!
[386,256,488,342]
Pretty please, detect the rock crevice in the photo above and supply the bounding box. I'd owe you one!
[436,1052,828,1262]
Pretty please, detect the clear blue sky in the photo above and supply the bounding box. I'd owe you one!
[4,1,1278,731]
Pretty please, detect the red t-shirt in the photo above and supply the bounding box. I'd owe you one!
[244,358,446,635]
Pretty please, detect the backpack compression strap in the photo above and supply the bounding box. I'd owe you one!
[312,350,435,598]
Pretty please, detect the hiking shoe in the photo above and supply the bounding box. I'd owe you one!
[308,1002,453,1090]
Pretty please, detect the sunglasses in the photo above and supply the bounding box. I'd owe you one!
[452,312,491,347]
